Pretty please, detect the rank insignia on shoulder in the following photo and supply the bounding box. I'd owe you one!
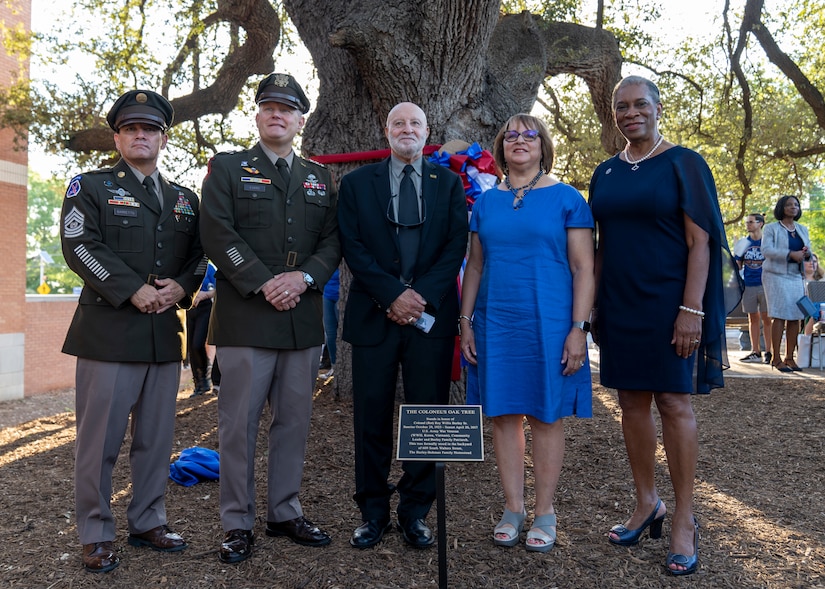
[307,158,327,168]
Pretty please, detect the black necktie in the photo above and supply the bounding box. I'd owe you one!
[398,164,420,283]
[142,176,161,210]
[276,158,291,189]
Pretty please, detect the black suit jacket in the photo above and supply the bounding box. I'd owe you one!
[339,157,468,345]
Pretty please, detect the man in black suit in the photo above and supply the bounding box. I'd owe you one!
[338,102,468,549]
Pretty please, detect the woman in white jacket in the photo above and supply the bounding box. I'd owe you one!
[761,195,811,372]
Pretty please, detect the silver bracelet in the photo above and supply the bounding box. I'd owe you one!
[678,305,705,317]
[458,314,473,324]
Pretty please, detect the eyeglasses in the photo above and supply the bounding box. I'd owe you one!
[503,129,539,143]
[387,196,426,228]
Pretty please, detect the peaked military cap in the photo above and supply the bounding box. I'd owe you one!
[106,90,174,131]
[255,73,310,113]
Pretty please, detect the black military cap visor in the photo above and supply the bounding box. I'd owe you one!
[256,90,306,112]
[114,105,168,131]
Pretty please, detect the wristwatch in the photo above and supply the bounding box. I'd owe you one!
[571,320,591,333]
[302,271,315,288]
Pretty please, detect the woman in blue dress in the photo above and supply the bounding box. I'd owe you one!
[459,114,594,552]
[589,76,736,576]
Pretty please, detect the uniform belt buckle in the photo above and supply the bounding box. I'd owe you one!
[147,274,159,286]
[286,251,298,267]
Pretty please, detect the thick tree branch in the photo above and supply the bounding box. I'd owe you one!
[66,0,280,153]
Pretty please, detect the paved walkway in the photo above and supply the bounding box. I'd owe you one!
[587,329,825,381]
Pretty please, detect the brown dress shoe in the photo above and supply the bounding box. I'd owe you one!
[82,541,120,573]
[266,516,331,547]
[127,525,188,552]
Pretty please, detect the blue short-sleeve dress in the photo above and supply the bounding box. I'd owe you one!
[468,183,594,423]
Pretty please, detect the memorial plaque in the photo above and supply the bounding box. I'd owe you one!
[396,405,484,462]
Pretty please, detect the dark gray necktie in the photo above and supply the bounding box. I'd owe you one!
[398,164,420,283]
[276,158,291,189]
[142,176,162,210]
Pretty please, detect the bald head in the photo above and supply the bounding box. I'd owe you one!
[385,102,429,163]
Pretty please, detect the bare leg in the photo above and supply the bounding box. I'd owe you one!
[492,414,526,541]
[525,416,564,546]
[760,312,772,354]
[771,318,785,364]
[747,312,761,353]
[785,319,801,359]
[655,392,697,572]
[609,390,665,542]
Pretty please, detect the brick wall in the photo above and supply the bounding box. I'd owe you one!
[0,0,32,400]
[24,295,77,395]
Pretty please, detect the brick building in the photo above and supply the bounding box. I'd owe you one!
[0,0,32,401]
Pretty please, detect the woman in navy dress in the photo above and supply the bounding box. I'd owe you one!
[460,114,594,552]
[589,76,735,576]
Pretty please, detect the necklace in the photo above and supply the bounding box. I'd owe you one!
[624,134,664,171]
[780,220,797,237]
[505,169,544,209]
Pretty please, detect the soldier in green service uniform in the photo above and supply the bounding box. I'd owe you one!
[60,90,204,573]
[200,73,340,563]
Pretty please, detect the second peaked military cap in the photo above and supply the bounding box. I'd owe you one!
[106,90,174,132]
[255,73,310,113]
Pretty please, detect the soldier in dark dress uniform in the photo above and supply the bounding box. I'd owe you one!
[200,73,341,563]
[60,90,204,573]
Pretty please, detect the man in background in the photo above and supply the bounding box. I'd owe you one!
[734,213,772,364]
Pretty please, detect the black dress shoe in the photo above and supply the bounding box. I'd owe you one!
[398,518,435,548]
[350,519,392,548]
[266,516,331,547]
[219,529,254,564]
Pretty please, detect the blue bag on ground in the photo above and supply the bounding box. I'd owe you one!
[169,447,220,486]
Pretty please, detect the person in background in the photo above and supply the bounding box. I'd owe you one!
[733,213,772,364]
[459,114,594,553]
[761,195,811,372]
[320,268,340,379]
[589,76,735,576]
[338,102,468,549]
[60,90,202,573]
[803,253,824,336]
[187,260,216,396]
[200,73,340,563]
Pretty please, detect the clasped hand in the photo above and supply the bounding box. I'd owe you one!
[262,271,306,311]
[130,278,185,314]
[387,288,426,326]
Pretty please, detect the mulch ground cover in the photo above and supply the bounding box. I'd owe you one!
[0,376,823,588]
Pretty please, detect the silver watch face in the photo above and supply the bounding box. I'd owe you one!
[303,272,314,285]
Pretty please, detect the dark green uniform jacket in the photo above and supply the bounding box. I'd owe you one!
[60,159,204,363]
[200,144,341,350]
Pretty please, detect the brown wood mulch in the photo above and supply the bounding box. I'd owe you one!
[0,376,823,589]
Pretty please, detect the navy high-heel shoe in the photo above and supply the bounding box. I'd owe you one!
[608,499,665,546]
[666,517,699,576]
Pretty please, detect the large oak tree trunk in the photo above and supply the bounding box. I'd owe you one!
[285,0,624,396]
